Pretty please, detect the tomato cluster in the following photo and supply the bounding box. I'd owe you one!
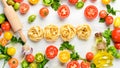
[0,14,13,47]
[112,28,120,50]
[99,10,113,26]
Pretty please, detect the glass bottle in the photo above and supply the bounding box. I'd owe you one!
[93,33,113,68]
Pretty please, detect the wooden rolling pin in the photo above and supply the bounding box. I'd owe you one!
[1,0,26,43]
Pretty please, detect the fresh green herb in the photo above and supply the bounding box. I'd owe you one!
[51,2,61,11]
[38,56,49,68]
[70,51,80,60]
[106,4,116,15]
[107,46,120,59]
[51,0,61,11]
[10,36,25,45]
[112,0,116,2]
[59,41,74,51]
[0,45,5,54]
[90,63,96,68]
[115,53,120,59]
[102,28,111,46]
[99,18,105,23]
[0,45,11,68]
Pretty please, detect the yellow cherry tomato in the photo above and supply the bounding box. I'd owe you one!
[4,31,13,40]
[58,50,70,63]
[7,47,16,56]
[114,17,120,28]
[101,0,111,5]
[29,0,39,5]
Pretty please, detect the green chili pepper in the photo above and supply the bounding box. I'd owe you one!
[21,60,29,68]
[75,1,84,9]
[43,0,54,6]
[0,54,6,60]
[28,15,36,23]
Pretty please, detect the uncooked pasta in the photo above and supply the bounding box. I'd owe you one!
[28,26,43,42]
[76,24,91,40]
[44,24,59,42]
[60,24,76,41]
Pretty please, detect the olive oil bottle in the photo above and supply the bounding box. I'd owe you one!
[93,33,113,68]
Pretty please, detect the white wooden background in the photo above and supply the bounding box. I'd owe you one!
[0,0,120,68]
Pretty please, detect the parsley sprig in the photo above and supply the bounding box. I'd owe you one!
[102,28,111,47]
[51,0,61,11]
[106,4,120,15]
[99,18,105,23]
[59,41,85,60]
[59,41,74,51]
[0,45,11,68]
[10,36,25,45]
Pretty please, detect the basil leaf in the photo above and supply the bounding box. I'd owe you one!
[102,28,111,46]
[51,2,61,11]
[99,18,105,23]
[90,63,96,68]
[70,52,80,60]
[106,4,111,9]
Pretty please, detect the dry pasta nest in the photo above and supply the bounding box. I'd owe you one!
[60,24,76,41]
[44,24,59,42]
[76,24,91,40]
[28,26,43,42]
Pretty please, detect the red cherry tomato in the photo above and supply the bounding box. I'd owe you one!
[115,43,120,50]
[105,16,113,26]
[25,54,34,63]
[112,28,120,43]
[0,28,3,36]
[67,61,80,68]
[84,5,98,20]
[39,7,49,18]
[14,0,23,3]
[1,21,11,31]
[86,52,94,61]
[68,0,78,5]
[57,5,70,19]
[90,0,96,2]
[99,10,107,18]
[81,61,90,68]
[19,3,30,14]
[45,45,58,59]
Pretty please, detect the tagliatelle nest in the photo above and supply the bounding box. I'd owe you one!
[28,26,43,42]
[76,24,91,40]
[60,24,76,41]
[44,24,59,42]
